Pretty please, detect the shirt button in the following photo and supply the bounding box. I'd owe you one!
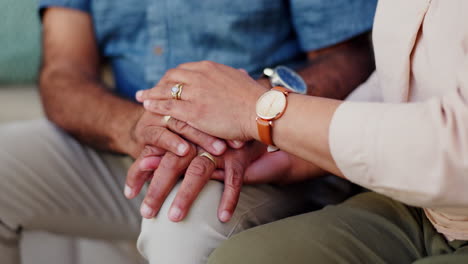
[153,46,163,55]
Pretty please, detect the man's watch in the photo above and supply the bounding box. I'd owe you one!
[263,66,307,94]
[256,86,293,147]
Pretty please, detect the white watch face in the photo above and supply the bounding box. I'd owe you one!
[256,90,287,120]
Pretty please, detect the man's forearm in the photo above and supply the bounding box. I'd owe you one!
[39,65,142,156]
[295,33,374,100]
[302,33,374,99]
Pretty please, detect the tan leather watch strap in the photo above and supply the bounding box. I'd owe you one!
[272,86,290,94]
[256,118,273,146]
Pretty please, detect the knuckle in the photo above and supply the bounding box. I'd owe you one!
[173,119,190,133]
[186,159,211,179]
[165,68,178,79]
[177,189,193,206]
[145,186,163,205]
[186,144,198,157]
[141,145,157,157]
[161,100,174,112]
[145,100,157,111]
[159,153,180,170]
[227,162,244,188]
[200,60,214,68]
[194,72,205,83]
[147,127,164,146]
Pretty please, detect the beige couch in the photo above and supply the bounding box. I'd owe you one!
[0,85,144,264]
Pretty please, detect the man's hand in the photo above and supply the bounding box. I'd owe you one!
[128,111,227,159]
[241,151,325,185]
[40,8,227,161]
[126,141,266,222]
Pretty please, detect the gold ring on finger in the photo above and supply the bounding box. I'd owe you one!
[162,115,171,126]
[199,152,217,167]
[171,83,184,100]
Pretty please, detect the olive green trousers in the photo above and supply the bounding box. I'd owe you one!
[208,192,468,264]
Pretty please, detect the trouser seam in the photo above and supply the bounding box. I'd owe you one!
[226,199,275,238]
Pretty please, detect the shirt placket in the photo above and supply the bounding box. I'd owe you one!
[145,0,169,87]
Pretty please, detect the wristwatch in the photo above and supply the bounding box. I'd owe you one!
[261,66,305,151]
[263,66,307,94]
[256,86,292,147]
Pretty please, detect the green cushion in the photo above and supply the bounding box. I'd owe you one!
[0,1,41,85]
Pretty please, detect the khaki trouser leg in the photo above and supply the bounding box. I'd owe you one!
[138,177,348,264]
[0,120,142,264]
[0,119,356,264]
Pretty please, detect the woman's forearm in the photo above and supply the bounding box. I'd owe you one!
[247,94,344,177]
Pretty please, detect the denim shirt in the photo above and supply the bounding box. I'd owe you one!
[39,0,377,100]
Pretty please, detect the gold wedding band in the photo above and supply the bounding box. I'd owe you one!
[162,115,171,126]
[199,152,217,167]
[171,83,184,100]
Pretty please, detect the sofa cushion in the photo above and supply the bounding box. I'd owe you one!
[0,0,41,85]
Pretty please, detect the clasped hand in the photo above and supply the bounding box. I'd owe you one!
[125,61,319,223]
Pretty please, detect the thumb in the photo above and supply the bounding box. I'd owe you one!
[243,151,291,184]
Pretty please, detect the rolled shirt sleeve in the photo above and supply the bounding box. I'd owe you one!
[329,59,468,208]
[291,0,378,52]
[39,0,90,15]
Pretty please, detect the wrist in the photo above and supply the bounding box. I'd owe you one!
[256,78,271,89]
[245,85,267,142]
[242,78,271,141]
[113,105,145,157]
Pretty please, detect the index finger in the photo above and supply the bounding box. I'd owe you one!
[135,69,200,102]
[140,145,197,219]
[167,152,220,222]
[125,146,165,199]
[166,117,227,156]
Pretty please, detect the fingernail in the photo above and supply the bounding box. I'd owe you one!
[169,206,182,221]
[232,140,243,148]
[220,210,231,222]
[212,140,225,154]
[141,203,154,218]
[177,144,188,155]
[136,90,143,100]
[143,100,151,108]
[124,185,133,198]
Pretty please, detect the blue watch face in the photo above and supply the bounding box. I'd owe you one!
[276,66,307,94]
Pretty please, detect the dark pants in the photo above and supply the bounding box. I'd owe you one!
[208,192,468,264]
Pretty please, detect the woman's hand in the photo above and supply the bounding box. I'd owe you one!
[126,140,266,223]
[136,61,268,141]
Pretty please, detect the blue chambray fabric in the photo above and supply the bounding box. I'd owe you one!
[39,0,377,100]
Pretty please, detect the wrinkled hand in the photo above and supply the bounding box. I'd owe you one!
[136,61,268,141]
[126,140,266,222]
[128,110,227,159]
[236,151,326,185]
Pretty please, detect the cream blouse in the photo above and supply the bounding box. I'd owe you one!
[330,0,468,241]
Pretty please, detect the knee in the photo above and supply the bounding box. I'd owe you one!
[137,180,230,264]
